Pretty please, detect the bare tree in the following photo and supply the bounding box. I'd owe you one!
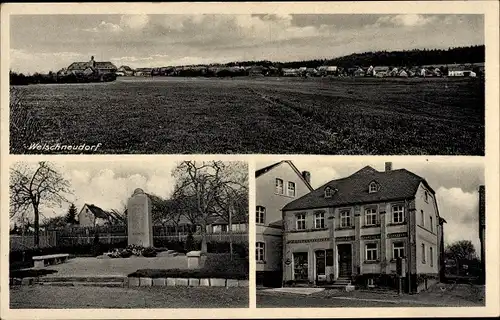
[172,161,247,253]
[10,161,72,247]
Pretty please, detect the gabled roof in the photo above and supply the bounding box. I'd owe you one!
[67,62,91,71]
[119,65,134,71]
[255,160,314,191]
[67,61,117,71]
[95,62,117,70]
[82,204,111,220]
[283,166,434,211]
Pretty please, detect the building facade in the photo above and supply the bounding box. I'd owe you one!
[281,163,445,292]
[255,161,313,287]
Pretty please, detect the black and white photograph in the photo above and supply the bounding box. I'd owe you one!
[255,158,486,308]
[8,159,249,308]
[1,1,499,319]
[8,13,485,155]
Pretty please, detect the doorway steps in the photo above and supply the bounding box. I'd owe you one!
[320,277,353,290]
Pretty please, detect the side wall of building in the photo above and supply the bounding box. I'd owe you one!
[256,163,312,286]
[414,183,439,276]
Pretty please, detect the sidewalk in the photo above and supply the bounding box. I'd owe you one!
[316,283,485,307]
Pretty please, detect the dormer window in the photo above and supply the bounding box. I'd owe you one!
[324,187,334,198]
[369,182,378,193]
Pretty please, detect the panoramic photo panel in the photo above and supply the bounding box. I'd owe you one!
[9,14,484,155]
[255,158,485,307]
[9,159,249,308]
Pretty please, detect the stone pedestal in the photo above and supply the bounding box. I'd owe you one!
[187,251,202,269]
[127,188,153,247]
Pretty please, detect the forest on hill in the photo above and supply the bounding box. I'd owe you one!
[225,45,485,68]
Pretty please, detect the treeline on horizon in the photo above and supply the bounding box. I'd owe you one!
[227,45,485,69]
[10,45,484,85]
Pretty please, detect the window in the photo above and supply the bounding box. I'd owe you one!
[424,191,429,202]
[392,205,404,223]
[369,182,378,193]
[421,243,426,264]
[365,208,378,226]
[430,216,433,232]
[421,210,425,227]
[314,212,325,229]
[275,178,284,194]
[366,243,378,261]
[287,182,296,197]
[256,206,265,224]
[430,247,434,267]
[296,213,306,230]
[256,242,265,262]
[324,187,333,198]
[340,211,351,227]
[393,242,405,259]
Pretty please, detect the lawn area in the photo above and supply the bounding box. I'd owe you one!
[10,76,484,155]
[10,285,248,308]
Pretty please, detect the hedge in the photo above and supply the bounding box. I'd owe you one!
[10,240,248,269]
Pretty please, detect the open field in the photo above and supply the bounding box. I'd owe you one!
[10,77,484,154]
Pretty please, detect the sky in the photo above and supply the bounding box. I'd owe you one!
[256,158,485,251]
[10,160,179,222]
[9,14,484,74]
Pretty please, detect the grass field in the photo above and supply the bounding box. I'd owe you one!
[10,76,484,154]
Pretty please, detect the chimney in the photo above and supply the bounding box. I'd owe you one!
[302,171,311,184]
[385,162,392,172]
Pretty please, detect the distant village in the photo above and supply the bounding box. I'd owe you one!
[10,45,485,85]
[57,56,484,80]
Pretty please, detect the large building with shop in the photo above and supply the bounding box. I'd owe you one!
[281,162,446,292]
[255,161,313,287]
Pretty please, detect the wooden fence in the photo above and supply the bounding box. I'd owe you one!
[10,232,57,251]
[10,230,248,251]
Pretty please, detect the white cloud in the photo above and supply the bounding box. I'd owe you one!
[10,49,86,73]
[375,14,438,27]
[84,21,123,33]
[436,186,480,252]
[120,14,150,30]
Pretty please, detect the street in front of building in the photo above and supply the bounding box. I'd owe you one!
[257,283,485,308]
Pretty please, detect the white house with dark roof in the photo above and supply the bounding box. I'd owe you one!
[78,203,116,227]
[281,162,446,293]
[255,161,314,287]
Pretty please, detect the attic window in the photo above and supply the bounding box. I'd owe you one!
[369,182,378,193]
[324,187,334,198]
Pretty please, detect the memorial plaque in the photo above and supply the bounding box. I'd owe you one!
[127,188,153,247]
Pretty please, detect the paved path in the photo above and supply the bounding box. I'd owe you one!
[10,285,248,309]
[257,283,485,308]
[36,256,188,278]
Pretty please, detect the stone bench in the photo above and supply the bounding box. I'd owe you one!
[32,253,70,268]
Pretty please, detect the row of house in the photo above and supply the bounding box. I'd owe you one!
[60,57,484,79]
[120,63,483,78]
[256,161,446,292]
